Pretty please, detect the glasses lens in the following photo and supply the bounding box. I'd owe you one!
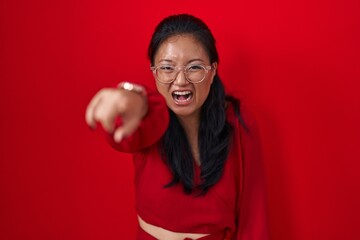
[156,65,175,83]
[186,65,206,83]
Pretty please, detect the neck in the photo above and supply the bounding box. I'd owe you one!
[177,113,201,166]
[177,115,199,136]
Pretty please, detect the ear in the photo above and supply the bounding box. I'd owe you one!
[210,62,218,83]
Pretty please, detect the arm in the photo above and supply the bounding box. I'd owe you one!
[234,108,270,240]
[105,89,169,153]
[86,84,169,153]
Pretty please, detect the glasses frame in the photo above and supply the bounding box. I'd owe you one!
[150,64,213,84]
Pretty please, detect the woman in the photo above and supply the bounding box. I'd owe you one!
[86,14,269,240]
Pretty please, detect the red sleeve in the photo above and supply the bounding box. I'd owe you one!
[105,90,169,153]
[234,107,270,240]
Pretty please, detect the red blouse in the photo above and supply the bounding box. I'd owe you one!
[106,91,269,240]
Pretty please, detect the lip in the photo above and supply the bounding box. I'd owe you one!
[171,89,194,105]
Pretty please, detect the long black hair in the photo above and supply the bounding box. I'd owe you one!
[148,14,242,194]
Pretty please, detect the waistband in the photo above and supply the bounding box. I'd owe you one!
[137,225,232,240]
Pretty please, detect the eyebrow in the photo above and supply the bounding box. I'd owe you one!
[188,58,206,64]
[158,58,206,64]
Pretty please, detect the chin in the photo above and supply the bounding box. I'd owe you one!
[169,106,200,118]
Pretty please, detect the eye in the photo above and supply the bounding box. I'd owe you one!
[158,65,175,72]
[187,65,204,71]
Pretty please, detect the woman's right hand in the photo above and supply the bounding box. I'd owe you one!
[85,88,148,143]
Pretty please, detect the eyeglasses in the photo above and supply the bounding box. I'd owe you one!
[150,64,213,84]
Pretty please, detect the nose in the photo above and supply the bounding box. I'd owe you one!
[173,68,189,85]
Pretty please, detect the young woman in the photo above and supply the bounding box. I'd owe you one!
[86,14,269,240]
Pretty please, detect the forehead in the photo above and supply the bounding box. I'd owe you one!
[154,34,209,63]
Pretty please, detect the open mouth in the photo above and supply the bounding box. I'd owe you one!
[172,90,193,103]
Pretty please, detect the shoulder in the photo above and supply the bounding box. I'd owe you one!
[226,96,257,132]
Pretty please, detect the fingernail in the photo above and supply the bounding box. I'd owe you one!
[114,133,123,143]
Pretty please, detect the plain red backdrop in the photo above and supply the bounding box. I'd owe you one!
[1,0,359,239]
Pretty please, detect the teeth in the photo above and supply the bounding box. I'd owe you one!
[172,90,193,103]
[173,91,191,95]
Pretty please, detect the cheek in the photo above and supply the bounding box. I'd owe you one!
[156,83,170,99]
[155,82,165,94]
[196,83,212,103]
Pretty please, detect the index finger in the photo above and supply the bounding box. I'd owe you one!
[85,90,104,129]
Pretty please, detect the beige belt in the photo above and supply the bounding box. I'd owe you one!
[138,215,210,240]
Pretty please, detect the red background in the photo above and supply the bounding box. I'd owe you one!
[1,0,359,239]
